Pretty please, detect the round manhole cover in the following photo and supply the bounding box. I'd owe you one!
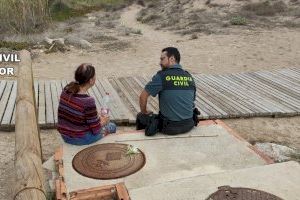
[206,186,284,200]
[72,143,146,179]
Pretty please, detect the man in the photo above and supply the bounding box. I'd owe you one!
[136,47,200,136]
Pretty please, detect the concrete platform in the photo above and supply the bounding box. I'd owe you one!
[129,161,300,200]
[60,122,268,194]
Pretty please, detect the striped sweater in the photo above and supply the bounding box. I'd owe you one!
[57,90,101,137]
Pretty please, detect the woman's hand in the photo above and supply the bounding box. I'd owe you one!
[100,115,110,126]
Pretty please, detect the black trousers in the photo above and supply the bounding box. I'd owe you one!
[136,112,195,136]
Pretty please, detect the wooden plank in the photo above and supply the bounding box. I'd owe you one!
[201,74,271,115]
[288,68,300,76]
[230,73,293,113]
[204,74,266,114]
[194,84,229,118]
[50,81,59,125]
[196,93,228,118]
[197,86,244,118]
[34,81,38,109]
[234,73,300,113]
[288,68,300,77]
[258,71,300,92]
[195,76,247,118]
[253,71,300,100]
[275,69,300,84]
[119,77,142,114]
[213,74,284,115]
[243,72,300,108]
[45,81,55,127]
[1,81,17,130]
[278,68,300,79]
[116,183,130,200]
[38,80,46,126]
[203,77,261,117]
[0,81,13,123]
[224,74,295,114]
[11,105,16,125]
[101,78,135,123]
[0,80,7,100]
[273,69,300,85]
[108,77,140,116]
[55,80,63,98]
[61,80,68,88]
[195,86,228,116]
[199,75,256,116]
[34,81,39,126]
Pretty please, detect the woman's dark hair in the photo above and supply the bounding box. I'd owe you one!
[162,47,181,63]
[65,63,96,94]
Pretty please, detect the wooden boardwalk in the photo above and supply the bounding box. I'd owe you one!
[0,68,299,131]
[109,67,300,120]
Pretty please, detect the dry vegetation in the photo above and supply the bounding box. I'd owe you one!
[0,0,135,34]
[1,0,299,49]
[136,0,300,35]
[0,0,49,33]
[0,0,140,51]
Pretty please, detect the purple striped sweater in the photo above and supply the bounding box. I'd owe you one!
[57,90,101,137]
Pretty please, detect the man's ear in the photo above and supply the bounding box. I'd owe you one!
[170,56,175,63]
[89,78,94,85]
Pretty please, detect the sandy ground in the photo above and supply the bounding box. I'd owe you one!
[32,5,300,79]
[1,4,300,200]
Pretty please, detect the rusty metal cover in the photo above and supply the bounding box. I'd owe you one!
[72,143,146,180]
[206,186,284,200]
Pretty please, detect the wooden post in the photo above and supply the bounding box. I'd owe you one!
[14,50,46,200]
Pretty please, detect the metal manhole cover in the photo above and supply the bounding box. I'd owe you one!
[206,186,284,200]
[72,143,146,179]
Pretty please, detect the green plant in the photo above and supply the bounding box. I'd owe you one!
[50,0,128,21]
[0,41,32,50]
[230,16,247,25]
[131,29,142,34]
[140,14,160,23]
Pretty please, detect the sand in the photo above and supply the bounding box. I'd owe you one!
[1,4,300,200]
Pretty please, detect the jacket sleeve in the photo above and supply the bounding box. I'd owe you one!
[144,73,163,97]
[84,97,102,134]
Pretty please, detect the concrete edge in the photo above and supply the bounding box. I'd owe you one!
[215,119,275,164]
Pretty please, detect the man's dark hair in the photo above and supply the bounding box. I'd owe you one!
[162,47,180,63]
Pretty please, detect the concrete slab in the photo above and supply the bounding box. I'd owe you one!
[62,124,267,193]
[129,161,300,200]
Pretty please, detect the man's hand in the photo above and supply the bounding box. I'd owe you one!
[142,110,153,115]
[100,115,110,126]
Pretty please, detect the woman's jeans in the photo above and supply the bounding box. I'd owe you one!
[61,122,117,145]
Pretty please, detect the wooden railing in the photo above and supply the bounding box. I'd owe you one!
[14,50,46,200]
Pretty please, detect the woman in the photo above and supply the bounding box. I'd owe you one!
[57,63,116,145]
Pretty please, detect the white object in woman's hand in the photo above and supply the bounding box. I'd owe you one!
[100,108,110,116]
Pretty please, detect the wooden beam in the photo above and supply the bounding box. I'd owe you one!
[14,50,46,200]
